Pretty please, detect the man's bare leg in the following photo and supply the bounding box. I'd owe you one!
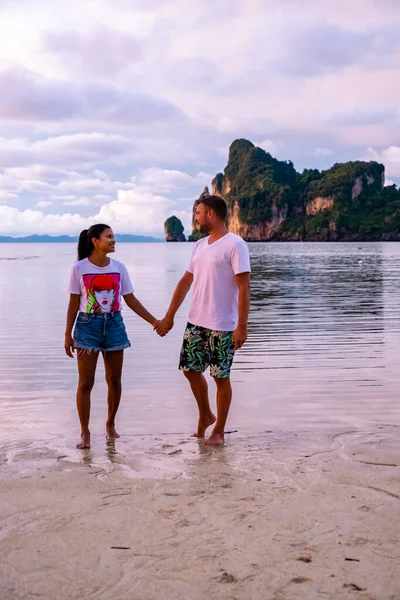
[204,377,232,446]
[183,370,216,437]
[103,350,124,439]
[76,350,99,449]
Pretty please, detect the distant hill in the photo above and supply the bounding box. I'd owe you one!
[0,234,163,243]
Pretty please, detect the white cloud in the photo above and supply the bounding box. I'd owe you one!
[63,198,94,206]
[93,194,113,202]
[315,148,334,157]
[56,178,117,194]
[255,139,282,156]
[44,27,143,77]
[93,169,109,180]
[95,189,173,233]
[0,160,208,236]
[35,200,53,208]
[0,173,23,193]
[172,208,193,233]
[0,180,195,236]
[21,180,54,193]
[0,131,200,173]
[0,205,88,235]
[50,194,78,201]
[131,168,211,193]
[1,166,210,200]
[216,117,237,133]
[363,146,400,177]
[0,66,184,129]
[0,191,18,202]
[0,133,134,169]
[6,165,82,181]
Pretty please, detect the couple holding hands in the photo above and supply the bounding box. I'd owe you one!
[65,195,251,449]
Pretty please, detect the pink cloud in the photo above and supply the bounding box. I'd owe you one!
[44,26,143,77]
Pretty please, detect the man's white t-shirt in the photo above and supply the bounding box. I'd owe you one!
[68,258,134,314]
[187,232,251,331]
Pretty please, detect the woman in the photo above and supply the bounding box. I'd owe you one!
[65,223,159,449]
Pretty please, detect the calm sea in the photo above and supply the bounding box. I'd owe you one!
[0,241,400,452]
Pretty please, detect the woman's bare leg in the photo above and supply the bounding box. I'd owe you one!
[103,350,124,439]
[76,350,99,449]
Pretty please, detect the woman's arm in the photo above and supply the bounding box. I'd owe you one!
[123,293,158,327]
[65,294,80,357]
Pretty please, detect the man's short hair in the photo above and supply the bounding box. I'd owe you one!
[199,195,228,221]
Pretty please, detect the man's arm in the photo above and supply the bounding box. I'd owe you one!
[232,272,250,350]
[155,271,193,335]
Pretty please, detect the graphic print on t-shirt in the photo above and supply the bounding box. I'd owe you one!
[83,273,121,313]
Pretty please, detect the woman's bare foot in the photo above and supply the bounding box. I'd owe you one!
[191,414,216,438]
[77,433,91,449]
[203,432,224,447]
[106,424,120,439]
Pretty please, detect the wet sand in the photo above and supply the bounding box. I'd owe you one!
[1,426,399,600]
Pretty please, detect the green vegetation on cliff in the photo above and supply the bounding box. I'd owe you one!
[212,139,400,241]
[222,139,298,225]
[188,230,206,242]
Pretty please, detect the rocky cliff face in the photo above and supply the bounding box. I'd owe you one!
[305,196,334,216]
[241,202,287,240]
[191,138,394,242]
[213,173,231,197]
[164,215,186,242]
[214,189,288,240]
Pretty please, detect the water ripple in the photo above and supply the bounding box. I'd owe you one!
[0,241,400,443]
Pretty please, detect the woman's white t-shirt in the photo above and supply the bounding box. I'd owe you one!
[187,232,251,331]
[68,258,134,314]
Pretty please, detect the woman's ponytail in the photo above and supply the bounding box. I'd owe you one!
[77,229,89,261]
[77,224,111,261]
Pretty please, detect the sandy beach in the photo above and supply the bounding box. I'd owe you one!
[1,426,399,600]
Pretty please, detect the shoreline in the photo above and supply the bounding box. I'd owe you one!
[1,426,399,599]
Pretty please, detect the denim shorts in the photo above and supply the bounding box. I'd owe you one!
[179,322,235,379]
[73,312,131,352]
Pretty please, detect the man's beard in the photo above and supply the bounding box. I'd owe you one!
[198,223,211,234]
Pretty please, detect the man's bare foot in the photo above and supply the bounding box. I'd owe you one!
[106,424,120,439]
[191,414,216,438]
[203,432,224,447]
[77,433,90,449]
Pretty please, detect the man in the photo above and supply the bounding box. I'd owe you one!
[156,195,251,446]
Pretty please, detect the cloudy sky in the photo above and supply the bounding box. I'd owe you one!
[0,0,399,237]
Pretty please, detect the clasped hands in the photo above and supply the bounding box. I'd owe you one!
[153,315,174,337]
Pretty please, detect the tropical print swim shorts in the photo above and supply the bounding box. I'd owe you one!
[179,322,235,379]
